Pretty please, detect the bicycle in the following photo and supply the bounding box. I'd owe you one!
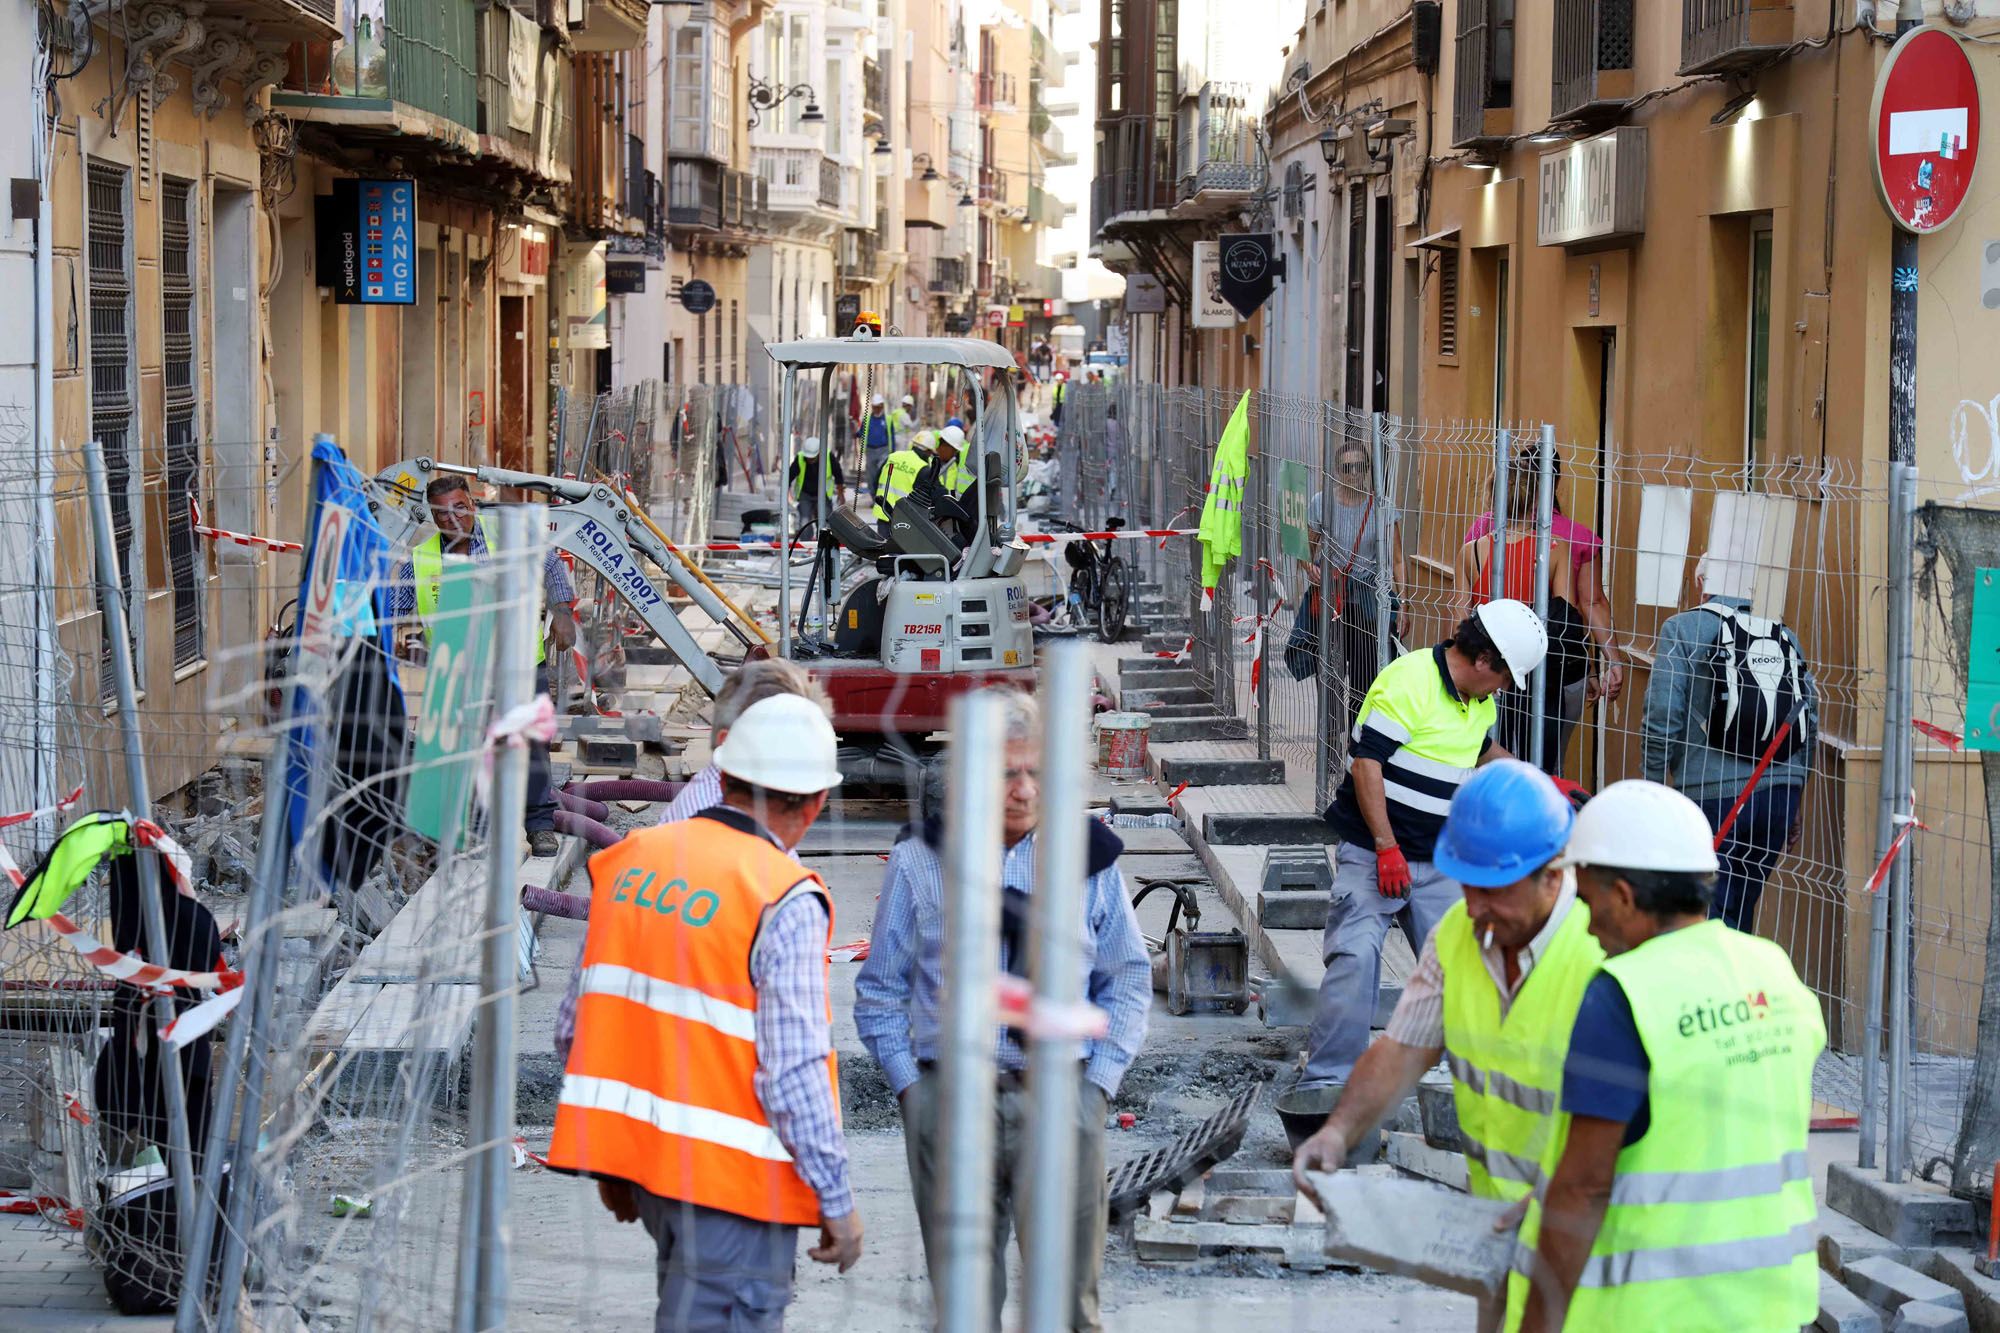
[1045,518,1132,642]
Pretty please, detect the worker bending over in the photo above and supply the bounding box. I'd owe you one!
[548,695,861,1330]
[854,690,1151,1331]
[1519,780,1822,1331]
[1294,760,1602,1331]
[1300,602,1547,1091]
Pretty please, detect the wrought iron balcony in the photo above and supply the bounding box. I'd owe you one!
[930,256,968,294]
[841,229,880,281]
[1090,113,1173,237]
[282,0,480,131]
[977,71,1018,114]
[1680,0,1793,76]
[668,160,722,229]
[1451,0,1514,148]
[979,165,1011,205]
[1176,82,1258,202]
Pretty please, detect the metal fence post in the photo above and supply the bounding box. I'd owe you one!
[1529,425,1556,772]
[938,690,1005,1332]
[1372,413,1393,677]
[779,379,795,658]
[82,437,200,1258]
[1316,404,1337,808]
[1254,428,1271,761]
[1863,462,1917,1176]
[1022,645,1087,1332]
[1492,427,1511,584]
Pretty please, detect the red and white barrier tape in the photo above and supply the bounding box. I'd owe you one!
[996,973,1110,1040]
[1864,812,1929,895]
[1019,528,1197,545]
[189,496,304,555]
[1233,560,1289,694]
[0,785,83,831]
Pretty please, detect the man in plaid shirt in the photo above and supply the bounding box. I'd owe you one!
[855,691,1150,1331]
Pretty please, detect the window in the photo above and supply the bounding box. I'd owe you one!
[1452,0,1515,147]
[1746,217,1773,474]
[162,177,203,667]
[1493,255,1510,423]
[824,60,842,157]
[670,24,731,160]
[1438,248,1460,359]
[87,161,137,698]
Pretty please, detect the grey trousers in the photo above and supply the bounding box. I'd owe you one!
[633,1190,799,1333]
[1302,841,1461,1087]
[900,1068,1111,1332]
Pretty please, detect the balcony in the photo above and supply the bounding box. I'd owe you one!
[667,163,768,239]
[977,71,1019,115]
[569,0,648,53]
[841,228,880,283]
[568,51,628,232]
[473,4,571,184]
[1452,0,1515,148]
[757,147,844,215]
[979,165,1011,207]
[1551,0,1635,122]
[930,255,968,294]
[1090,113,1174,237]
[1175,82,1258,205]
[864,58,888,126]
[279,0,481,140]
[1027,183,1070,228]
[1680,0,1793,75]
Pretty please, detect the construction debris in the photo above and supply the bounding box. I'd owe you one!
[1309,1169,1517,1298]
[1106,1083,1258,1222]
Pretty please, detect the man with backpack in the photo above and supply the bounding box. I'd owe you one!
[1641,555,1818,933]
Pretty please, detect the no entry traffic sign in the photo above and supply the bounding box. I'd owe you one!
[1872,26,1981,234]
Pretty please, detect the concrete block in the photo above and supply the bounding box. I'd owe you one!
[1890,1305,1970,1332]
[1819,1270,1887,1333]
[1830,1164,1981,1249]
[1821,1207,1913,1278]
[1844,1256,1966,1315]
[1256,979,1318,1028]
[1312,1170,1514,1296]
[577,736,640,769]
[1917,1250,2000,1331]
[1383,1130,1471,1193]
[1132,702,1227,720]
[1121,685,1209,709]
[1149,717,1249,744]
[1159,756,1286,787]
[1202,812,1337,846]
[1258,889,1328,930]
[1110,792,1172,818]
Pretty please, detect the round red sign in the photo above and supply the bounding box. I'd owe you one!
[1871,26,1982,234]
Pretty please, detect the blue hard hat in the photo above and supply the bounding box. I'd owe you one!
[1432,760,1576,889]
[947,416,964,429]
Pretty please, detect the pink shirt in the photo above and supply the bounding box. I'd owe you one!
[1463,512,1603,574]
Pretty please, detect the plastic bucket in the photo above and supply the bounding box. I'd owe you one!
[1095,712,1152,779]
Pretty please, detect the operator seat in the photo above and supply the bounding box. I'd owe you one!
[825,504,894,560]
[886,501,962,580]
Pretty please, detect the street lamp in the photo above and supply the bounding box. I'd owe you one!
[747,76,822,129]
[912,152,942,183]
[1318,123,1350,169]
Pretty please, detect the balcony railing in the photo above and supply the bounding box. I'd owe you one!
[670,162,768,234]
[841,229,880,281]
[1551,0,1635,121]
[930,256,967,294]
[820,156,843,210]
[979,165,1011,204]
[1027,183,1069,228]
[1176,82,1257,201]
[284,0,480,130]
[1452,0,1514,148]
[977,71,1018,114]
[1090,113,1173,236]
[758,147,844,214]
[864,59,888,120]
[472,5,569,175]
[1680,0,1793,75]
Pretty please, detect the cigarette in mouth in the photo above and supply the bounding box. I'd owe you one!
[1482,926,1495,950]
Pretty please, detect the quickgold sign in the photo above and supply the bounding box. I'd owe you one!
[1537,127,1647,248]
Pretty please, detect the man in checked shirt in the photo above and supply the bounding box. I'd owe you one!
[855,690,1151,1332]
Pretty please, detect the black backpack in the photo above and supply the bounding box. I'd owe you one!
[1698,602,1809,763]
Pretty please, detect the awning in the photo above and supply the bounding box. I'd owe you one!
[1408,226,1461,251]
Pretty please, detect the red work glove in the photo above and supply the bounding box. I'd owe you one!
[1376,845,1412,899]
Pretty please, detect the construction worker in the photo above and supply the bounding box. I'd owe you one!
[893,392,922,439]
[1298,602,1548,1093]
[1517,780,1823,1331]
[860,393,899,493]
[1293,760,1602,1332]
[548,694,862,1328]
[656,658,823,825]
[392,473,575,858]
[871,429,932,534]
[1051,369,1067,428]
[854,689,1150,1332]
[910,423,979,544]
[787,436,847,529]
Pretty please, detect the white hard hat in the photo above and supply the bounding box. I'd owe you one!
[902,394,915,405]
[938,424,966,451]
[1563,780,1720,874]
[714,695,843,795]
[872,393,886,406]
[800,436,822,458]
[1473,599,1548,690]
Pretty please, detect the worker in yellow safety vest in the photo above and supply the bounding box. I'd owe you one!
[547,693,864,1327]
[872,431,933,532]
[397,472,575,856]
[1294,760,1601,1332]
[1516,780,1824,1331]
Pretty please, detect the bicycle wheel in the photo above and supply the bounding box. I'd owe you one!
[1096,557,1130,642]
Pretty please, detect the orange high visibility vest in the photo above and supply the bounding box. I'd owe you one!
[545,817,837,1226]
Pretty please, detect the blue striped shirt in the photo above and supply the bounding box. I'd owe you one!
[853,830,1152,1099]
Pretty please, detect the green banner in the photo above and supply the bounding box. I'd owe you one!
[405,561,497,842]
[1279,460,1312,561]
[1969,568,2000,750]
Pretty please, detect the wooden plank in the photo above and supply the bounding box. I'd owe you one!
[308,979,478,1054]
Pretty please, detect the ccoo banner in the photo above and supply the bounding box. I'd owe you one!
[1217,233,1281,318]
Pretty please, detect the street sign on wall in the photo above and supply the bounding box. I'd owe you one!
[679,279,717,314]
[1125,273,1167,314]
[1871,26,1982,234]
[1191,242,1237,328]
[314,179,417,305]
[1218,234,1280,318]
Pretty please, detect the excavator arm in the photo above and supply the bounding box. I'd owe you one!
[366,457,741,696]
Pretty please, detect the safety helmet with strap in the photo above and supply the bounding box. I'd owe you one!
[1432,760,1575,889]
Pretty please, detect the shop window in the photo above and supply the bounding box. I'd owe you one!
[162,177,204,667]
[1746,216,1773,477]
[87,159,138,698]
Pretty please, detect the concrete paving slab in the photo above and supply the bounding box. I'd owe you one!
[1312,1170,1513,1297]
[1829,1163,1980,1249]
[1844,1255,1966,1315]
[1818,1270,1887,1333]
[1890,1304,1970,1332]
[1158,756,1287,787]
[1917,1250,2000,1332]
